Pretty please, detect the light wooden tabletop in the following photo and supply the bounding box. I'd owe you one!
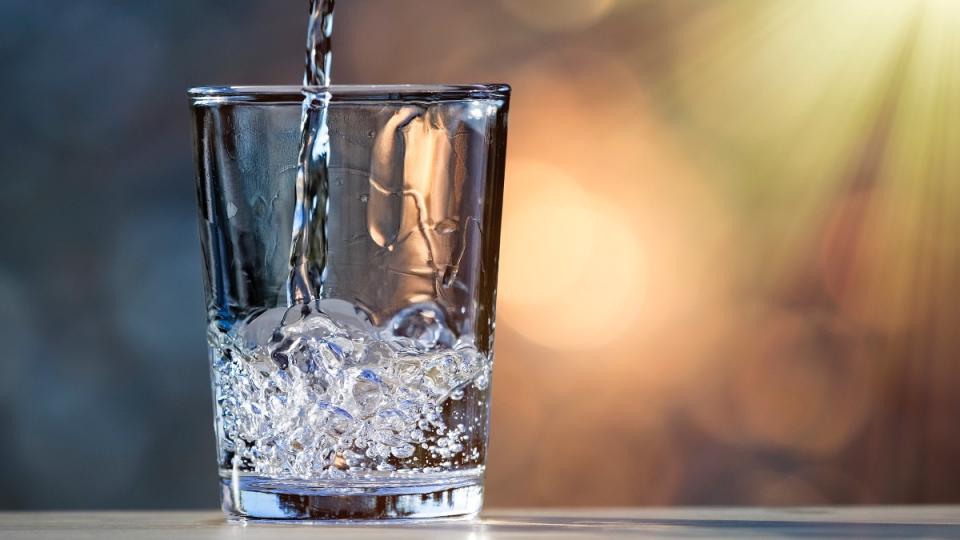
[2,507,959,539]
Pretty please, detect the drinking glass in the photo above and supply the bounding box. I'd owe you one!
[189,85,510,520]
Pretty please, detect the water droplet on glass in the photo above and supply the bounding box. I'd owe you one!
[435,218,458,234]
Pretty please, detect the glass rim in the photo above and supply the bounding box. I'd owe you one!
[189,84,510,105]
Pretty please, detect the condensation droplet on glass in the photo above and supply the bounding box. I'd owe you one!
[435,218,458,234]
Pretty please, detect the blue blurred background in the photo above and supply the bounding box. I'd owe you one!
[2,0,959,509]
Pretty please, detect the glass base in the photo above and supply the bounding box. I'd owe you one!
[220,471,484,521]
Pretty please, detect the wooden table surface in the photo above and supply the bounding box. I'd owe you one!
[2,507,959,539]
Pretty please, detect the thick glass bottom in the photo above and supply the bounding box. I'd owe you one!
[220,470,484,521]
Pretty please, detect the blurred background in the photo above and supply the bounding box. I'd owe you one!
[1,0,959,509]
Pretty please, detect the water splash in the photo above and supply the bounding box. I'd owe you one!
[209,303,490,478]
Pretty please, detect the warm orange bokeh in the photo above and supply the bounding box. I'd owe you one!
[329,0,960,505]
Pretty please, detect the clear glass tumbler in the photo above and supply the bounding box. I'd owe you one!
[189,85,510,520]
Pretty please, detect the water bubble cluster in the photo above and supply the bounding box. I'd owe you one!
[209,301,490,479]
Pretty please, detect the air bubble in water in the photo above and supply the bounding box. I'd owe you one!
[383,302,455,351]
[391,443,416,459]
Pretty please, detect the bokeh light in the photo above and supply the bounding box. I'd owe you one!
[499,160,644,349]
[497,0,619,32]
